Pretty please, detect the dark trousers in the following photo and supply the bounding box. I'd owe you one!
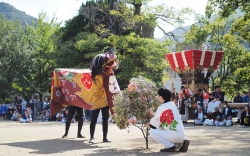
[241,115,250,126]
[64,106,83,136]
[90,106,109,139]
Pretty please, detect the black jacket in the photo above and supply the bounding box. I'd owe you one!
[212,111,223,121]
[233,96,243,103]
[194,111,203,119]
[194,93,204,108]
[222,106,232,118]
[180,97,189,115]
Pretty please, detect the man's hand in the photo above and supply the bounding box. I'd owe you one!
[145,123,150,129]
[147,108,155,116]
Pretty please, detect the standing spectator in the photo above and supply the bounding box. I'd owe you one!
[43,98,49,109]
[0,102,8,120]
[233,91,243,123]
[29,95,37,121]
[194,89,205,110]
[213,86,225,112]
[178,86,190,123]
[242,91,247,98]
[21,99,27,115]
[13,97,17,109]
[36,98,42,119]
[15,95,22,114]
[243,92,250,105]
[234,91,243,103]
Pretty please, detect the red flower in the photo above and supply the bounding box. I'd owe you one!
[160,109,175,125]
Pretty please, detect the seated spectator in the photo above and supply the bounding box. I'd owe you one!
[6,105,14,120]
[46,109,51,120]
[240,105,250,127]
[56,111,63,121]
[194,107,203,125]
[222,101,233,126]
[0,102,8,120]
[233,91,243,123]
[27,105,33,118]
[61,110,75,123]
[61,110,69,123]
[207,93,215,119]
[20,109,32,123]
[40,109,46,121]
[212,107,223,126]
[11,109,20,121]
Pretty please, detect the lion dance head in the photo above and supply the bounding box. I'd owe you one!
[90,47,119,81]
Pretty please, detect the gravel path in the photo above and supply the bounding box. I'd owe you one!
[0,120,249,156]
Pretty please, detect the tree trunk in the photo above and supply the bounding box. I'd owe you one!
[133,3,142,36]
[109,0,119,35]
[110,0,118,10]
[145,128,149,149]
[133,3,142,15]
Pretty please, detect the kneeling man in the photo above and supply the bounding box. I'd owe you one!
[147,88,190,152]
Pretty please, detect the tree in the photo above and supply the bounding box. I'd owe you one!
[182,15,249,97]
[25,13,60,99]
[206,0,250,18]
[74,32,170,89]
[0,15,34,101]
[113,76,160,149]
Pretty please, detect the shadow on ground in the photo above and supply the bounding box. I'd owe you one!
[1,139,100,154]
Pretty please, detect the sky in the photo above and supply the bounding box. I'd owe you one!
[0,0,208,38]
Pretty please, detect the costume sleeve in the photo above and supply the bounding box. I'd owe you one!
[149,106,163,129]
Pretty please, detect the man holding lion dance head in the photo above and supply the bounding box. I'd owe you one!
[147,88,190,152]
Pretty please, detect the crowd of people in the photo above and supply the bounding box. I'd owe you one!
[0,95,93,123]
[177,85,250,127]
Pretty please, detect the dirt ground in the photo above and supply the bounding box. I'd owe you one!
[0,119,250,156]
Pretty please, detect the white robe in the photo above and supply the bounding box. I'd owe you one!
[208,101,222,113]
[149,101,186,148]
[181,107,189,122]
[194,112,203,124]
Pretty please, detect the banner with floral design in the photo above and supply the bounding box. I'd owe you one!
[50,68,115,116]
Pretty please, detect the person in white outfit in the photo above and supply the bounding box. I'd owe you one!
[194,107,203,125]
[147,88,190,152]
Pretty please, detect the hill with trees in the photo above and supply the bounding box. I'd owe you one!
[0,2,37,25]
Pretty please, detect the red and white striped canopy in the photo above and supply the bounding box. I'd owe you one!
[165,50,224,72]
